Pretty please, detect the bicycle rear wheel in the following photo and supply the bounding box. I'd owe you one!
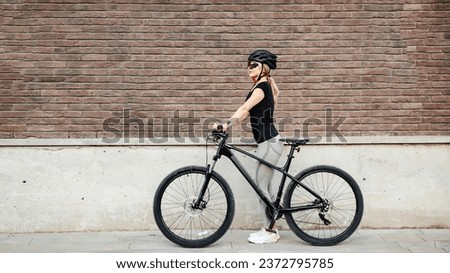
[153,166,235,248]
[284,165,364,246]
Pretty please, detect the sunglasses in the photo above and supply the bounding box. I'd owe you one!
[247,62,260,70]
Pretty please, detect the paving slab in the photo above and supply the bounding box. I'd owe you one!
[0,229,449,253]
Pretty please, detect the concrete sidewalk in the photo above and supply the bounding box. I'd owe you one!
[0,229,449,253]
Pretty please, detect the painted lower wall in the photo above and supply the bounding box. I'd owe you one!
[0,137,449,233]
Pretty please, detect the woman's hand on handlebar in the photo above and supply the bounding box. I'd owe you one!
[213,122,228,132]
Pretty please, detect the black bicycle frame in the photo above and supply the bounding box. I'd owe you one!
[197,133,327,229]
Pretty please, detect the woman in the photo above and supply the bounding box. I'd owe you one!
[216,50,284,244]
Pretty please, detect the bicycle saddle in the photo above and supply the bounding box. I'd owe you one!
[279,138,310,146]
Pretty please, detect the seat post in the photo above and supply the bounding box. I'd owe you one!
[279,137,309,170]
[282,145,297,171]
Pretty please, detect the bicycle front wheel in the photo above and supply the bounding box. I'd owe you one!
[284,165,364,246]
[153,166,235,248]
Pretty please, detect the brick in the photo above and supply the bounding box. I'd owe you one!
[0,1,449,139]
[27,125,55,132]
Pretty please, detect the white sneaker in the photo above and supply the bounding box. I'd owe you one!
[248,228,266,239]
[248,229,280,244]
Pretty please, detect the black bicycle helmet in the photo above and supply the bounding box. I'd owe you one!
[248,49,277,70]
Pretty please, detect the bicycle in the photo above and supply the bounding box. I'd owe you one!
[153,128,364,248]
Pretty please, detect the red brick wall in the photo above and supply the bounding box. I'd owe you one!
[1,1,449,141]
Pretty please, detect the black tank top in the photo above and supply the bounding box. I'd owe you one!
[245,81,279,143]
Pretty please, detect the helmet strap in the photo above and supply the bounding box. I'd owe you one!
[256,66,271,82]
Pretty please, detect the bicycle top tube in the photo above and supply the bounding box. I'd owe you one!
[211,129,309,149]
[210,130,300,177]
[210,130,309,168]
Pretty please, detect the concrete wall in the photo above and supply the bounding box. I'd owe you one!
[1,137,449,233]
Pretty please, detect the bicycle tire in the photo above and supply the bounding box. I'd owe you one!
[284,165,364,246]
[153,166,235,248]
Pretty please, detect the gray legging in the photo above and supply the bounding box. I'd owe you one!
[255,135,284,228]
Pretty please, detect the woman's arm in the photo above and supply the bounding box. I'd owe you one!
[223,88,265,131]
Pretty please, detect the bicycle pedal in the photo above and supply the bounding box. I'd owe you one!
[265,228,277,234]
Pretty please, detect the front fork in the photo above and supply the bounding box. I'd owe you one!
[193,157,218,209]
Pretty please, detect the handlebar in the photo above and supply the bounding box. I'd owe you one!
[210,124,228,142]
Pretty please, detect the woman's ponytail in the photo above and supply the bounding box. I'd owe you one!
[261,63,280,108]
[268,75,279,108]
